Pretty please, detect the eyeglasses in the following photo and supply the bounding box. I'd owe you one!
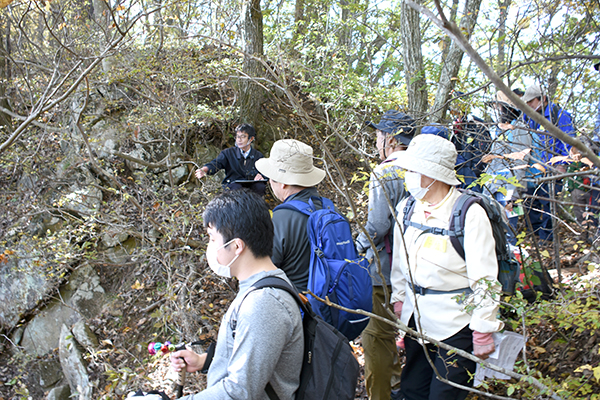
[236,135,249,140]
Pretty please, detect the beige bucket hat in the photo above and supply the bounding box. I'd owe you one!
[394,134,461,186]
[256,139,326,187]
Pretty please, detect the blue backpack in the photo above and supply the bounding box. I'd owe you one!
[274,197,372,341]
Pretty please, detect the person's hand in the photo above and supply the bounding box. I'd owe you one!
[504,201,514,213]
[393,301,403,319]
[195,168,208,179]
[170,349,206,373]
[473,331,495,360]
[254,173,264,180]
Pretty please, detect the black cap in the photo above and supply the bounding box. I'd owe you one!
[512,88,525,97]
[367,110,416,145]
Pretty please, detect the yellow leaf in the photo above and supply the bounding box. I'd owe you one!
[594,366,600,382]
[0,0,15,7]
[131,280,144,290]
[575,364,593,373]
[540,250,550,258]
[573,244,578,251]
[116,5,125,10]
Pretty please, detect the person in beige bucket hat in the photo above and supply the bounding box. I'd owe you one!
[255,139,326,292]
[389,133,504,399]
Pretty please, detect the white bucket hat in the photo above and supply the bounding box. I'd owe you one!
[394,134,461,186]
[256,139,326,187]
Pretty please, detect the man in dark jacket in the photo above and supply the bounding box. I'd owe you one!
[196,124,267,195]
[255,139,326,293]
[449,91,492,192]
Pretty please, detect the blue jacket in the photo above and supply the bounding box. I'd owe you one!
[524,102,575,187]
[203,146,264,185]
[524,102,574,162]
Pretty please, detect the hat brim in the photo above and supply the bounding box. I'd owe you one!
[255,158,326,187]
[394,152,461,186]
[394,133,412,146]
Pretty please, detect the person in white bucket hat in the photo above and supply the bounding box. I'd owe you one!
[389,134,504,400]
[256,139,326,292]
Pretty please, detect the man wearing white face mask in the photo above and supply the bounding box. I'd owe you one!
[170,190,303,399]
[390,134,503,400]
[196,124,267,195]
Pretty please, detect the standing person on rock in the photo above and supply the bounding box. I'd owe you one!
[355,110,416,400]
[196,124,267,196]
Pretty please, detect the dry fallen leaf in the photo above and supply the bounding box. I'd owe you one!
[548,155,569,164]
[504,148,531,160]
[532,163,546,172]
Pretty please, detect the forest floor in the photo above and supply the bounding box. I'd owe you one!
[2,192,600,399]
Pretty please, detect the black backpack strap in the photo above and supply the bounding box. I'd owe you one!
[448,192,481,260]
[402,196,418,234]
[265,383,280,400]
[403,195,455,238]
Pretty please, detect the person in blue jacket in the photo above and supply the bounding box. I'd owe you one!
[522,83,575,241]
[196,124,267,195]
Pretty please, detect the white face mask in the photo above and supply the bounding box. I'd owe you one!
[206,239,239,278]
[404,171,435,200]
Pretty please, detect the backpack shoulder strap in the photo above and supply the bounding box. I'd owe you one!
[231,277,309,333]
[402,196,418,234]
[448,191,481,260]
[402,195,454,237]
[274,199,313,216]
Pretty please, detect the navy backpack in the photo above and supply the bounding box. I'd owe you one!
[274,197,372,341]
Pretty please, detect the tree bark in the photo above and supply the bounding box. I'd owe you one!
[0,18,12,130]
[400,0,428,125]
[440,0,459,63]
[238,0,264,128]
[496,0,510,76]
[430,0,483,123]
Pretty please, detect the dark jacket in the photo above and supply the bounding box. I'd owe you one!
[204,147,264,185]
[451,116,491,191]
[271,187,322,293]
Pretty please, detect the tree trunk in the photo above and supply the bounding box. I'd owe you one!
[239,0,264,128]
[0,21,11,130]
[496,0,510,76]
[430,0,483,123]
[400,0,428,125]
[294,0,305,37]
[441,0,459,63]
[338,0,352,56]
